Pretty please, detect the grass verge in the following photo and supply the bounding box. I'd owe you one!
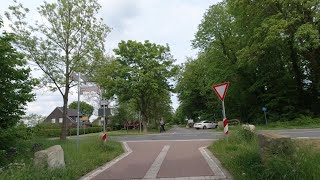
[1,137,123,180]
[208,129,320,180]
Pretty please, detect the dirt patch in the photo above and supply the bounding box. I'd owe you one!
[294,139,320,150]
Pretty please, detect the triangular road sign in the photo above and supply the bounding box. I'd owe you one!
[212,82,229,101]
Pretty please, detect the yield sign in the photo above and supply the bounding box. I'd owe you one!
[212,82,229,101]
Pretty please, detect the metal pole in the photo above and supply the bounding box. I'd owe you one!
[264,111,267,126]
[103,104,106,133]
[222,101,226,119]
[139,111,141,133]
[77,72,80,149]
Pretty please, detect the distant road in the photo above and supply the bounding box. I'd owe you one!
[110,126,320,142]
[110,126,224,142]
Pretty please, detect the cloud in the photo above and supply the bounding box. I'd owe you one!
[101,0,219,64]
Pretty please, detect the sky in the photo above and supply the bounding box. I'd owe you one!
[1,0,220,117]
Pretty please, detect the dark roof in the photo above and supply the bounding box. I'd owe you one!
[57,107,83,117]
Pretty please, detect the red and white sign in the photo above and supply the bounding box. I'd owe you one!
[212,82,229,101]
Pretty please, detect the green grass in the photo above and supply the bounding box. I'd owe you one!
[208,129,320,180]
[1,137,123,180]
[257,115,320,130]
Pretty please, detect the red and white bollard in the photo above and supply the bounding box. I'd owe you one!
[223,118,228,135]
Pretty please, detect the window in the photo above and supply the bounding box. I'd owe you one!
[51,119,56,123]
[59,118,63,123]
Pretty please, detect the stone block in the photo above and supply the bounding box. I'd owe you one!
[34,145,65,169]
[242,124,255,132]
[258,133,294,163]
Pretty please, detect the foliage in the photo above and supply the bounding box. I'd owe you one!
[6,0,110,140]
[209,130,320,179]
[0,137,123,179]
[68,101,94,117]
[33,126,102,138]
[0,21,37,130]
[95,40,178,132]
[177,0,320,123]
[258,115,320,129]
[21,114,46,127]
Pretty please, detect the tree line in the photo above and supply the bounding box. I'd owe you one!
[176,0,320,123]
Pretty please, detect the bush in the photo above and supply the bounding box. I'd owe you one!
[209,129,320,179]
[238,128,255,141]
[33,126,103,138]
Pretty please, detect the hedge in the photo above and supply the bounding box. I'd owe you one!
[34,127,103,138]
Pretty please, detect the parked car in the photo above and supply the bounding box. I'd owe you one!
[193,121,218,129]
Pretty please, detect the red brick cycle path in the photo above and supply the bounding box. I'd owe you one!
[82,140,231,180]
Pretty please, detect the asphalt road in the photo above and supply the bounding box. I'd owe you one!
[110,126,320,142]
[110,126,224,142]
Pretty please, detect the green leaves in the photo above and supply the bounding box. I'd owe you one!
[95,40,177,128]
[0,26,37,129]
[68,101,94,117]
[178,0,320,123]
[5,0,110,139]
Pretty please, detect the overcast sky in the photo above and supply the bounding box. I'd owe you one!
[1,0,220,117]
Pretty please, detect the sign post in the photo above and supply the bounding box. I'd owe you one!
[212,82,229,135]
[101,100,108,133]
[262,107,267,126]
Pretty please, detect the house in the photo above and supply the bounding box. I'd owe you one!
[44,107,84,127]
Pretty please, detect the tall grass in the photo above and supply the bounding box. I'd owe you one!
[1,137,123,180]
[208,129,320,180]
[257,115,320,130]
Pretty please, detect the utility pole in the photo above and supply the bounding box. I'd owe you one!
[77,72,80,150]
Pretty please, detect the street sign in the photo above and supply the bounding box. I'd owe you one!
[262,107,267,112]
[80,85,99,94]
[212,82,229,101]
[98,108,111,116]
[100,100,108,106]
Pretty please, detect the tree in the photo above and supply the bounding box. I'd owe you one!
[177,0,320,123]
[68,101,94,117]
[0,20,37,130]
[95,40,178,132]
[6,0,110,140]
[21,113,45,127]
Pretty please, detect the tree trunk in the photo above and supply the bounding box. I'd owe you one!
[141,112,148,133]
[60,91,69,140]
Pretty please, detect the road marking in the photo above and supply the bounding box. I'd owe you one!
[79,142,132,180]
[144,145,170,179]
[199,146,227,179]
[132,175,227,180]
[124,139,216,142]
[294,137,320,139]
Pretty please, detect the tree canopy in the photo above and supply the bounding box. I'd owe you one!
[0,21,37,129]
[6,0,110,139]
[177,0,320,123]
[69,101,94,118]
[95,40,177,131]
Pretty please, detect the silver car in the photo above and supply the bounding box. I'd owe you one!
[194,121,217,129]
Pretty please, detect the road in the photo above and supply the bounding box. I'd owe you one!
[110,126,224,142]
[80,126,320,180]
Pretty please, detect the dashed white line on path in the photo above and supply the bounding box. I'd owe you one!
[144,145,170,179]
